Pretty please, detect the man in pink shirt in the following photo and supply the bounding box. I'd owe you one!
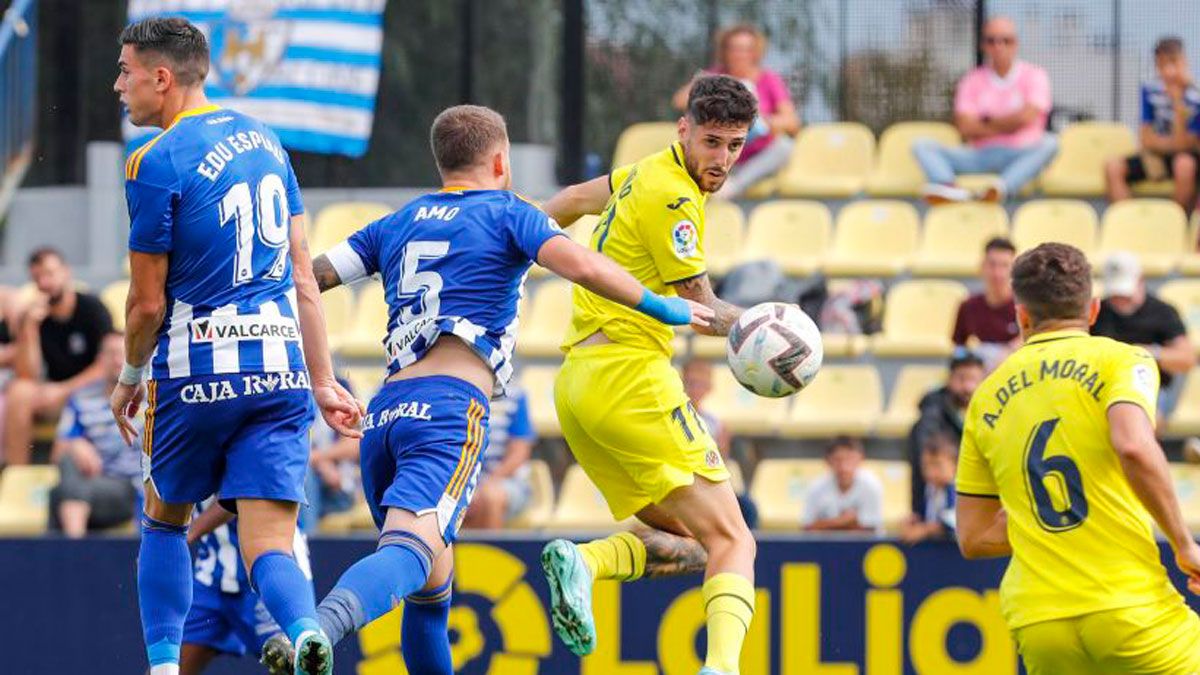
[914,17,1058,204]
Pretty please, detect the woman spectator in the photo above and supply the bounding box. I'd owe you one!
[672,24,800,198]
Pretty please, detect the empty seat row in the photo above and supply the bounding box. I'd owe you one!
[612,120,1159,199]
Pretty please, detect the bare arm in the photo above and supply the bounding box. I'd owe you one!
[1139,123,1175,155]
[671,79,694,112]
[1109,403,1194,550]
[986,104,1042,134]
[187,502,236,545]
[12,304,45,380]
[1170,90,1197,151]
[1147,336,1196,376]
[955,495,1011,559]
[542,176,613,227]
[125,252,169,369]
[671,273,743,336]
[491,438,533,479]
[954,112,992,141]
[804,511,872,532]
[768,98,801,137]
[311,253,344,293]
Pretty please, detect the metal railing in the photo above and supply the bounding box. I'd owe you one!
[0,0,36,217]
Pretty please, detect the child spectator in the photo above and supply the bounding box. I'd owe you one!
[463,386,536,529]
[1106,37,1200,214]
[900,432,958,545]
[672,24,800,198]
[803,436,883,533]
[908,348,985,512]
[682,358,757,528]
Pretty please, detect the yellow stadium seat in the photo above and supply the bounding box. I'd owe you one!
[318,500,375,534]
[321,284,355,348]
[871,280,968,357]
[862,460,914,530]
[509,459,555,528]
[519,365,561,437]
[337,283,389,360]
[781,364,882,437]
[341,366,384,405]
[911,203,1009,277]
[310,202,393,255]
[743,177,779,199]
[749,458,827,530]
[776,123,875,197]
[612,122,678,169]
[876,365,947,438]
[550,464,623,529]
[1168,372,1200,435]
[704,368,791,435]
[0,465,58,536]
[1158,280,1200,354]
[1183,214,1200,275]
[689,333,726,359]
[1098,199,1187,276]
[1169,464,1200,530]
[101,279,129,331]
[866,121,961,196]
[1041,123,1137,196]
[820,333,869,358]
[517,280,573,357]
[725,459,745,494]
[1011,199,1099,256]
[740,200,833,276]
[1132,179,1175,197]
[704,200,746,276]
[823,200,920,276]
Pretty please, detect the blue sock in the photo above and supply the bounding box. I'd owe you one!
[250,550,320,646]
[138,516,192,668]
[317,530,433,645]
[401,574,454,675]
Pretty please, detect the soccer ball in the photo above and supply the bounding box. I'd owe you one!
[726,302,823,398]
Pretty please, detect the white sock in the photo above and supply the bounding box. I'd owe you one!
[150,664,179,675]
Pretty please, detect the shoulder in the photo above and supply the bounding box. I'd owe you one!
[1145,293,1181,317]
[76,292,108,315]
[1018,61,1049,80]
[957,66,987,87]
[960,293,987,310]
[1144,79,1166,94]
[125,130,179,184]
[856,469,883,491]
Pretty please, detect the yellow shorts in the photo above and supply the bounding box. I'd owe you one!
[555,343,729,520]
[1014,596,1200,675]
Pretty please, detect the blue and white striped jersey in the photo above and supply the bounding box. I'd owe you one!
[325,189,563,391]
[125,105,308,380]
[193,506,311,594]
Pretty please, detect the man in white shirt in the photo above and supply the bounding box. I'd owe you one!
[802,436,883,533]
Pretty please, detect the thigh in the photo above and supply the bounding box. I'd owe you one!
[1014,618,1094,675]
[367,377,490,545]
[938,145,991,174]
[221,373,315,506]
[1083,599,1200,674]
[146,377,234,505]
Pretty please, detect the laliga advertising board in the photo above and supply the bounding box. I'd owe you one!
[17,536,1200,674]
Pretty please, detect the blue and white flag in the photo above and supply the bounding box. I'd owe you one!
[125,0,384,157]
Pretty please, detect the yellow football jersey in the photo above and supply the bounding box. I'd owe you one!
[958,329,1180,629]
[562,143,707,355]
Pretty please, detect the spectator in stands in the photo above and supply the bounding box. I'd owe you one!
[682,358,758,528]
[672,23,800,199]
[913,16,1057,204]
[952,237,1020,368]
[899,432,957,545]
[802,436,883,533]
[1092,252,1195,424]
[302,376,361,531]
[1105,37,1200,213]
[5,248,113,465]
[463,387,536,529]
[908,348,985,512]
[48,333,140,537]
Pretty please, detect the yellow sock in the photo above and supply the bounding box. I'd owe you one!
[576,531,646,581]
[701,573,755,674]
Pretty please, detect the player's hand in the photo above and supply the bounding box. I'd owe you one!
[684,300,714,330]
[1174,539,1200,595]
[110,381,145,446]
[313,378,365,439]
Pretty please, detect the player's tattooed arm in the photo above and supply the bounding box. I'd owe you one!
[637,528,708,577]
[671,274,743,337]
[311,253,344,293]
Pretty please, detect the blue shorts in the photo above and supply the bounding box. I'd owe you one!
[360,375,490,543]
[183,582,280,657]
[143,371,316,505]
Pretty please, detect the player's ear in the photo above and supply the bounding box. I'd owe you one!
[491,150,505,179]
[1086,297,1100,327]
[154,65,172,93]
[677,116,688,143]
[1015,303,1033,337]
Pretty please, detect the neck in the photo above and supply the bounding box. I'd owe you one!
[51,289,77,320]
[440,170,500,192]
[156,86,211,129]
[991,60,1014,77]
[1025,318,1088,340]
[984,287,1011,306]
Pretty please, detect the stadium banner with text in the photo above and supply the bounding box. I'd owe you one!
[123,0,384,157]
[6,536,1200,674]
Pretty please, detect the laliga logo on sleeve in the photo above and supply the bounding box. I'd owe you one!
[1132,363,1156,403]
[672,220,698,259]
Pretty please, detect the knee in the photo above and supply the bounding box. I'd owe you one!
[5,379,36,408]
[1037,135,1060,159]
[1175,153,1197,179]
[1105,157,1126,180]
[911,138,941,157]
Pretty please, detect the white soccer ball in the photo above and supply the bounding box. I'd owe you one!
[726,302,823,398]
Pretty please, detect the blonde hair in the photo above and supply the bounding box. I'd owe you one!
[713,24,766,70]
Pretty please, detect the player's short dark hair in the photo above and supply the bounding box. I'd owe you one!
[686,75,758,128]
[1155,36,1184,58]
[119,17,210,87]
[949,346,985,372]
[1012,243,1093,325]
[27,246,65,267]
[921,432,959,458]
[430,105,509,174]
[826,435,864,456]
[984,236,1016,256]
